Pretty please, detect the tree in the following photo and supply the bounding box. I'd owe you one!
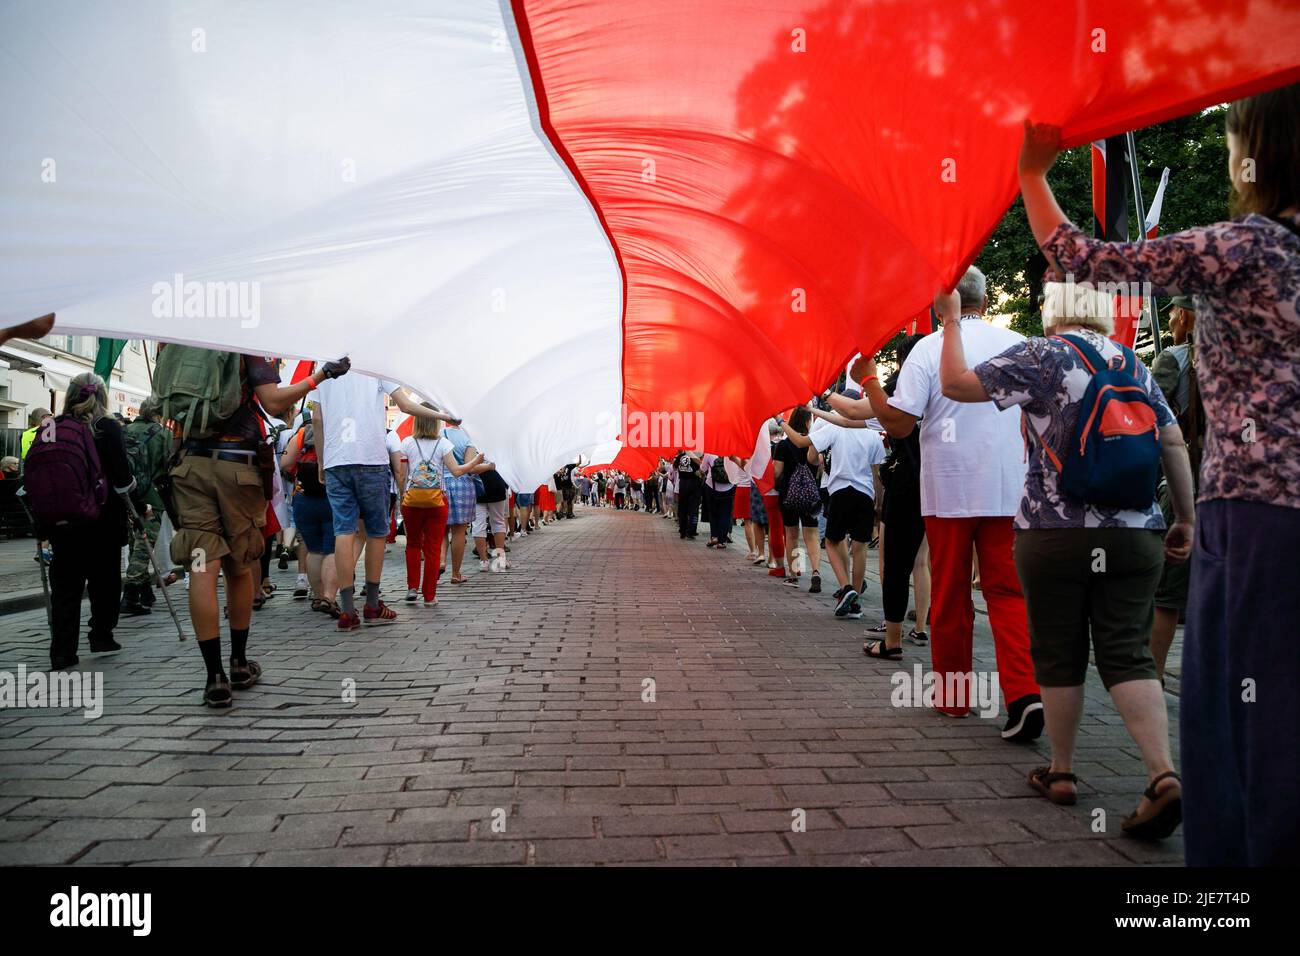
[977,108,1230,337]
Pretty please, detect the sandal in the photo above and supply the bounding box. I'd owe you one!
[1027,766,1078,806]
[863,639,902,660]
[1122,771,1182,840]
[229,659,262,690]
[203,675,233,709]
[451,575,469,584]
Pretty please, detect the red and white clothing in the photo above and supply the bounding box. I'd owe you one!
[889,317,1038,714]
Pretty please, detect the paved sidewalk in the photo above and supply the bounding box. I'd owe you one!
[0,507,1183,866]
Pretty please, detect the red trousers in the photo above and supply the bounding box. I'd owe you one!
[403,504,449,600]
[923,515,1038,715]
[763,494,785,563]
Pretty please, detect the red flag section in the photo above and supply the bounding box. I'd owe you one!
[514,0,1299,476]
[289,360,314,385]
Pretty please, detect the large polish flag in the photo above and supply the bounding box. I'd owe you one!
[3,1,1297,488]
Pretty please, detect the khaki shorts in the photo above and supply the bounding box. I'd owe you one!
[169,453,267,570]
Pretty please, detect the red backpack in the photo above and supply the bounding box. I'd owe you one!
[23,415,108,530]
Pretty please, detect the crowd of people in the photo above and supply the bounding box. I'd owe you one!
[7,84,1295,867]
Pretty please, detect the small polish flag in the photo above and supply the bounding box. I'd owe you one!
[747,421,775,494]
[1144,168,1171,239]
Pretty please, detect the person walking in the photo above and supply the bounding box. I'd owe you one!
[941,279,1194,840]
[833,266,1042,742]
[400,408,483,605]
[119,398,171,616]
[26,374,144,669]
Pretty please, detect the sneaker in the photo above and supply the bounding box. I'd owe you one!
[480,559,490,571]
[843,599,864,620]
[277,554,289,571]
[1002,694,1045,743]
[906,628,929,646]
[868,620,888,633]
[337,610,361,631]
[832,585,850,603]
[834,588,859,616]
[293,574,309,599]
[229,659,262,690]
[809,574,822,595]
[363,601,398,626]
[88,636,123,654]
[203,674,233,708]
[405,588,419,603]
[782,575,801,588]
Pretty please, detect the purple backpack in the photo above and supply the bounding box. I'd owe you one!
[23,415,108,529]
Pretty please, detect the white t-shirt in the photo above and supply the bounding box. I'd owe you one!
[808,418,834,489]
[725,457,751,488]
[401,435,453,489]
[701,454,734,492]
[315,372,401,469]
[810,422,887,498]
[888,317,1028,518]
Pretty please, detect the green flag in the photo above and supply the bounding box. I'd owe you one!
[93,338,127,379]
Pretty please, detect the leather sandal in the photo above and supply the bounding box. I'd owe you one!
[1028,766,1078,806]
[863,639,902,660]
[1121,771,1182,840]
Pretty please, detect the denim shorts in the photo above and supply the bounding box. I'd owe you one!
[325,464,391,538]
[292,492,335,555]
[515,493,534,506]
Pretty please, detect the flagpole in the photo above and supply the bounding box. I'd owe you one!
[1127,131,1163,356]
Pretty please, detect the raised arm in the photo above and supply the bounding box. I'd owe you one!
[391,387,459,424]
[834,357,920,439]
[1019,121,1250,295]
[937,290,992,403]
[253,358,349,418]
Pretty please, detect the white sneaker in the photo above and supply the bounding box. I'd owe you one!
[405,588,419,602]
[479,559,490,572]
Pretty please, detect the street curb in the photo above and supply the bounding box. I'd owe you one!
[0,590,46,616]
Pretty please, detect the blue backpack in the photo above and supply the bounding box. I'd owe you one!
[1039,334,1162,510]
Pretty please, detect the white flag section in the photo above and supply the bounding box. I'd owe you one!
[1144,168,1172,238]
[0,0,623,491]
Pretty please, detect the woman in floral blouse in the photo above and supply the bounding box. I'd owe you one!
[1014,83,1299,866]
[939,283,1194,842]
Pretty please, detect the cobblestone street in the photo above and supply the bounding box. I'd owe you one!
[0,507,1183,866]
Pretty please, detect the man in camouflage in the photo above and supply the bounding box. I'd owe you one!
[121,397,173,616]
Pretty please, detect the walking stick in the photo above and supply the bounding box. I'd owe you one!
[121,494,187,642]
[15,488,54,635]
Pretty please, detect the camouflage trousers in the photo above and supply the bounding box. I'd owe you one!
[124,512,162,588]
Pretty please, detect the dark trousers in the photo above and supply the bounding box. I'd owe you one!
[709,487,735,543]
[677,478,702,537]
[645,485,659,512]
[1182,499,1300,866]
[881,494,926,622]
[49,526,123,662]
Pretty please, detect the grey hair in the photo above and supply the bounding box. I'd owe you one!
[955,265,987,311]
[62,373,108,425]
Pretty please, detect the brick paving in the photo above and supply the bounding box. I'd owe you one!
[0,507,1183,866]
